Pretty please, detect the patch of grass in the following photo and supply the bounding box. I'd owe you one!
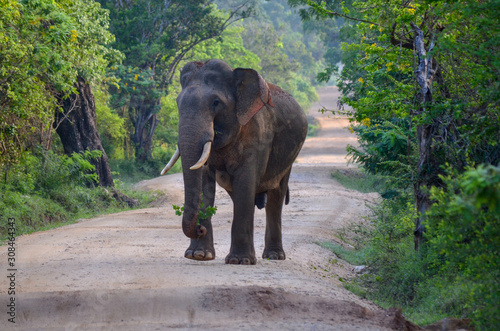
[317,241,370,266]
[320,191,495,329]
[322,230,450,326]
[109,157,183,185]
[0,150,163,242]
[0,183,161,242]
[331,169,387,193]
[110,159,158,184]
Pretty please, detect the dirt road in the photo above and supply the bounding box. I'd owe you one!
[1,87,418,330]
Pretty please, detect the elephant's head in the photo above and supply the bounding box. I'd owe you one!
[161,60,273,239]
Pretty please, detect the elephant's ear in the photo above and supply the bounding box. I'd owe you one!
[180,61,204,88]
[234,68,273,126]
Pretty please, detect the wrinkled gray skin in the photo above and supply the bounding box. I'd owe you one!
[176,59,307,265]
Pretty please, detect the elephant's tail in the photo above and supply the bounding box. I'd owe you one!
[285,187,290,205]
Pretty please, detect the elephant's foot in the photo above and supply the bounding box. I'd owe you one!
[184,240,215,261]
[262,248,286,260]
[225,252,256,265]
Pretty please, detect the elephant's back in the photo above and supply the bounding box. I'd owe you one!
[268,83,308,141]
[256,83,308,188]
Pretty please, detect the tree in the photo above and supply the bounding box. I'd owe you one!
[50,0,121,187]
[290,0,500,326]
[0,0,120,189]
[55,77,114,187]
[0,0,75,167]
[291,0,500,247]
[99,0,254,162]
[238,0,321,109]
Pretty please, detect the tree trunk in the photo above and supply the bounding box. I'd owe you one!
[55,76,114,187]
[411,23,441,250]
[130,97,160,163]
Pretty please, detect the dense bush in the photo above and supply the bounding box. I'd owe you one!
[425,165,500,329]
[0,150,153,240]
[292,0,499,328]
[347,119,413,177]
[333,166,499,329]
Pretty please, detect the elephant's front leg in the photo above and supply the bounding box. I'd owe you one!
[185,167,216,261]
[225,176,257,265]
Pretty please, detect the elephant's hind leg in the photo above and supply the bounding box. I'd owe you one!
[262,170,290,260]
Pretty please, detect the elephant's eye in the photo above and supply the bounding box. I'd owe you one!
[212,99,220,108]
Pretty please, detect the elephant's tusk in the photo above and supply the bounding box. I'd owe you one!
[190,141,212,170]
[160,147,180,175]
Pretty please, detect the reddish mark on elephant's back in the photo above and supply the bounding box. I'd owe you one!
[268,83,294,101]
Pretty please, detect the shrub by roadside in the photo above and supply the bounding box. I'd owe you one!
[0,149,161,242]
[325,168,499,330]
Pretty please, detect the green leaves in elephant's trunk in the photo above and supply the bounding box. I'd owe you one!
[173,202,217,239]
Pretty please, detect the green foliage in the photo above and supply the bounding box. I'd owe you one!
[109,158,171,184]
[186,25,261,70]
[240,22,319,109]
[330,169,386,194]
[150,86,182,173]
[235,0,320,109]
[94,87,127,159]
[0,192,69,239]
[330,167,499,328]
[108,64,160,112]
[326,186,435,320]
[4,149,103,194]
[306,117,320,138]
[317,241,369,266]
[0,150,155,240]
[292,1,499,326]
[172,202,217,221]
[425,165,500,330]
[346,119,415,191]
[101,0,237,80]
[0,0,120,166]
[288,0,344,83]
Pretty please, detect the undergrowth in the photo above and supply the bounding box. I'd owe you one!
[330,169,386,193]
[0,149,160,242]
[317,241,370,266]
[323,167,499,330]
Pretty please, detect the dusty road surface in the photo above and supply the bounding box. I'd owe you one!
[1,87,419,330]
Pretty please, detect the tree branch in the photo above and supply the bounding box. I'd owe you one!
[306,0,380,26]
[390,22,414,50]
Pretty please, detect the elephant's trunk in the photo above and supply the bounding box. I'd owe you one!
[180,154,204,239]
[178,121,213,239]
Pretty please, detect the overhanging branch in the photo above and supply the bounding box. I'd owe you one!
[306,0,379,26]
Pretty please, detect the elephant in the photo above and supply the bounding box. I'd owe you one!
[161,59,308,265]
